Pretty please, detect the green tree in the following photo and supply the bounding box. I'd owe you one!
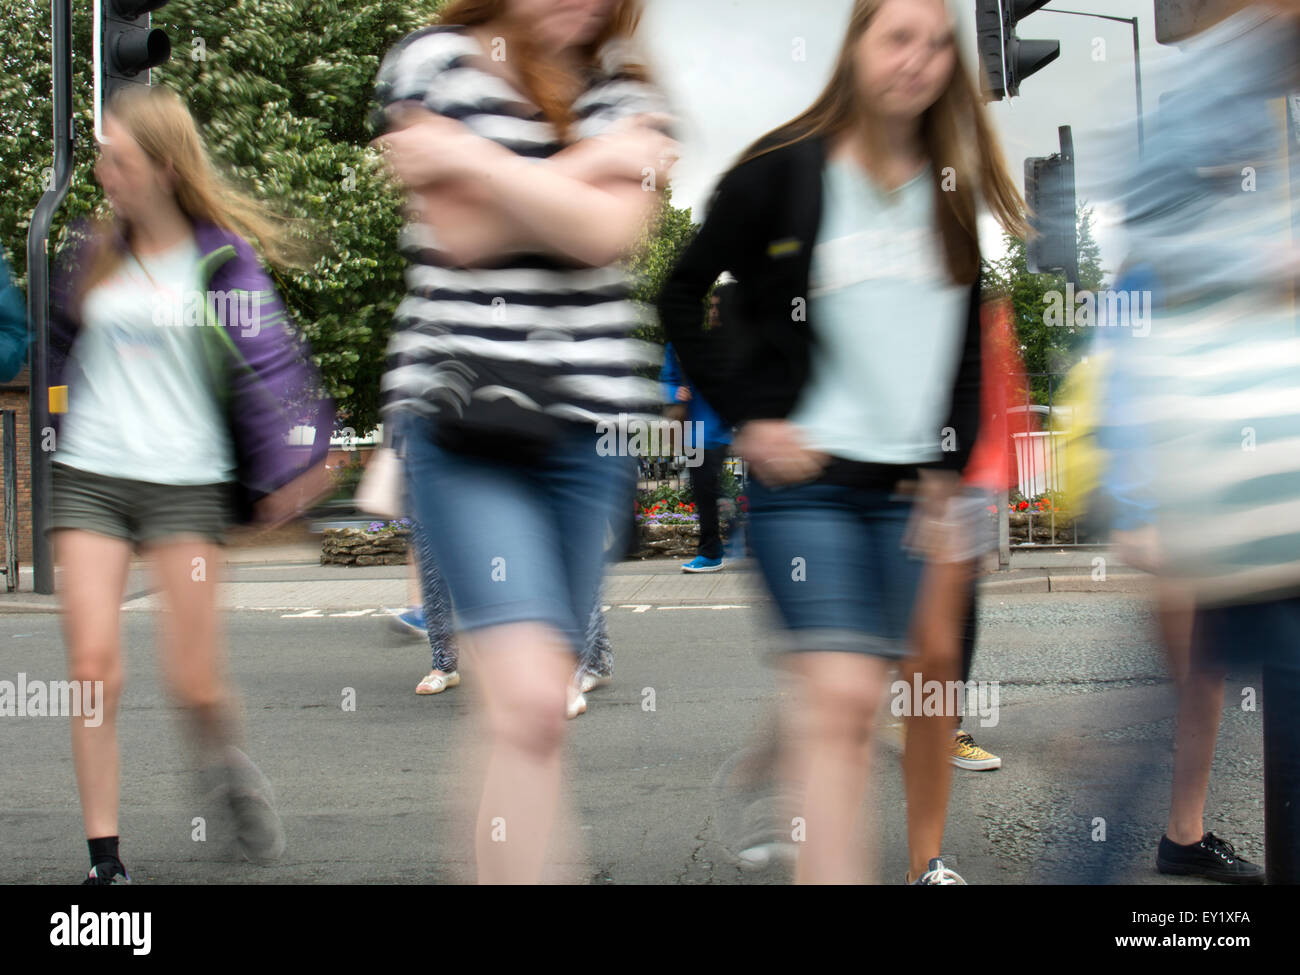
[984,205,1107,405]
[1,0,448,435]
[627,183,697,346]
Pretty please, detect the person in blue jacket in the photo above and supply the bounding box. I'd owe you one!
[0,251,28,383]
[660,279,734,572]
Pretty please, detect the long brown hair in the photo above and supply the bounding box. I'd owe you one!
[438,0,650,142]
[738,0,1028,285]
[78,85,314,307]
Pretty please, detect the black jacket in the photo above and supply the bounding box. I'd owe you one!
[657,133,982,474]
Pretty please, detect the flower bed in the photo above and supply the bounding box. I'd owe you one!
[628,492,745,559]
[999,491,1092,545]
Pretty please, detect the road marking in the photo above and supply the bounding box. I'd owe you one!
[657,604,751,611]
[271,603,753,619]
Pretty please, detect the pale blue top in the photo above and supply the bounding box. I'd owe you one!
[786,157,968,464]
[55,236,236,484]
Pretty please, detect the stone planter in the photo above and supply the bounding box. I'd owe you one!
[321,526,411,566]
[629,519,735,560]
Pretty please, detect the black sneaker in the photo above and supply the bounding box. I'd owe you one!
[1156,832,1265,884]
[82,863,131,885]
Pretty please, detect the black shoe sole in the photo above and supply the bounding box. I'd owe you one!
[1156,860,1266,885]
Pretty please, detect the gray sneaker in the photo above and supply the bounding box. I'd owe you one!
[201,747,286,864]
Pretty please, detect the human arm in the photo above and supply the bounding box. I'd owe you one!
[373,107,676,267]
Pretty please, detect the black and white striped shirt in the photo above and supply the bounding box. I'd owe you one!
[372,25,670,427]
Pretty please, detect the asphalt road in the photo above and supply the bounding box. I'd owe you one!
[0,590,1268,884]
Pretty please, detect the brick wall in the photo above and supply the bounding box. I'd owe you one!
[0,367,33,564]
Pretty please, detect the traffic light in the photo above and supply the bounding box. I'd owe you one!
[976,0,1061,100]
[1024,126,1078,283]
[97,0,172,106]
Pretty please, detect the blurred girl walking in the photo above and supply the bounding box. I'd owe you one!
[660,0,1026,883]
[372,0,676,882]
[50,85,333,883]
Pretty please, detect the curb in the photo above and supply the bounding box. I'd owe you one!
[0,568,1156,614]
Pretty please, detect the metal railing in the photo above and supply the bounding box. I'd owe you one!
[998,371,1108,564]
[637,452,748,494]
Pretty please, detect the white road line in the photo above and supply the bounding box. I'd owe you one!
[657,604,751,610]
[272,603,752,618]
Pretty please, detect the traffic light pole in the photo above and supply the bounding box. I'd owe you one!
[1040,7,1145,158]
[24,0,75,595]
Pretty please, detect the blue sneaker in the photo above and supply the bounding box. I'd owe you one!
[389,606,426,636]
[682,556,724,573]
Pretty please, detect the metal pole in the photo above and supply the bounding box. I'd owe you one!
[26,0,75,595]
[997,487,1010,567]
[1041,9,1146,159]
[1132,17,1145,158]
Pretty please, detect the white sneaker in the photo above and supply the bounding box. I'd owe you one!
[566,686,587,719]
[737,841,798,871]
[910,857,967,885]
[579,672,611,694]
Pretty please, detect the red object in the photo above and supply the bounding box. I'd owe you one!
[963,298,1030,492]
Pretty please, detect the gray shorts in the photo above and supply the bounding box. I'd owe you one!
[50,462,232,549]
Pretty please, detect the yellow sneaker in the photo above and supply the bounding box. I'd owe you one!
[951,730,1001,770]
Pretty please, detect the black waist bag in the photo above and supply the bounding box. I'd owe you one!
[428,356,567,467]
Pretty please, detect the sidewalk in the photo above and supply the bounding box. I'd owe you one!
[0,541,1152,614]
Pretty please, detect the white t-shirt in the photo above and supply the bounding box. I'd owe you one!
[55,236,236,484]
[787,158,968,464]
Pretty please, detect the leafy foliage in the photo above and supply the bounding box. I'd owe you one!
[983,207,1107,405]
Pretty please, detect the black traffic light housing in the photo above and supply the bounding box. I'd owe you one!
[976,0,1061,100]
[1025,125,1078,284]
[99,0,171,106]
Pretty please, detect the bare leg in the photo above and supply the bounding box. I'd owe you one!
[780,651,890,884]
[145,537,240,758]
[467,621,573,884]
[901,558,969,881]
[57,530,133,841]
[1159,584,1225,845]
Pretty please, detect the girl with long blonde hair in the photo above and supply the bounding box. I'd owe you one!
[49,84,333,883]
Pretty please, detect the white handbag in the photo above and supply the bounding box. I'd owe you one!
[354,447,404,519]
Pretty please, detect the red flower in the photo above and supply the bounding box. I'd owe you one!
[1018,501,1029,511]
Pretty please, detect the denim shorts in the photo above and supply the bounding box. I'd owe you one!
[400,413,637,656]
[49,461,231,549]
[746,477,925,659]
[1192,595,1300,674]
